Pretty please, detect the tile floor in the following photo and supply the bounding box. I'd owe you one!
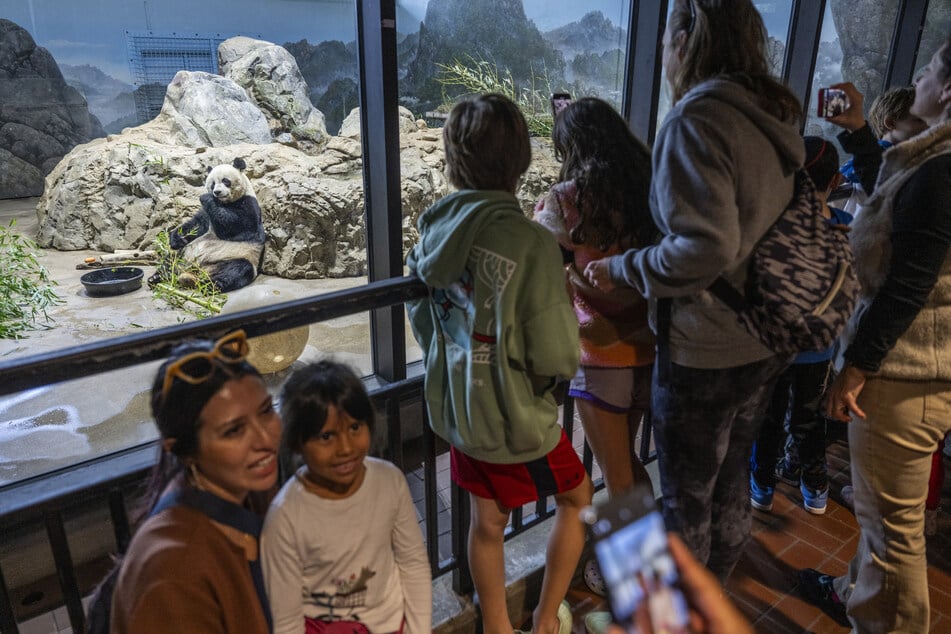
[558,440,951,634]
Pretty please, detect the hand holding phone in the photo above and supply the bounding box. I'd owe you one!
[582,485,689,632]
[551,92,572,118]
[817,87,850,118]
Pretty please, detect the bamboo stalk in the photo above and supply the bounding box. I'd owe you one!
[154,282,224,313]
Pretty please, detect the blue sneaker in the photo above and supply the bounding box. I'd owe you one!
[750,473,774,511]
[801,482,829,515]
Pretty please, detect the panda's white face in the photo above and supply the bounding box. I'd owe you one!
[205,165,248,204]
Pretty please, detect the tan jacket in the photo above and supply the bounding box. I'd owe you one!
[111,504,269,634]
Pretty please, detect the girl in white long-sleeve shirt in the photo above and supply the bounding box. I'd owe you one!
[261,361,431,634]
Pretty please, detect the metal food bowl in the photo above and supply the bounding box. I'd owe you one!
[80,267,145,297]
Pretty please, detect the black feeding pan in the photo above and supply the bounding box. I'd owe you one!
[80,267,145,297]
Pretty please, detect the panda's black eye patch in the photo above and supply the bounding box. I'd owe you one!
[221,178,231,187]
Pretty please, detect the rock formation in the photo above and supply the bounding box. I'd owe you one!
[35,37,560,280]
[0,19,104,198]
[219,36,329,152]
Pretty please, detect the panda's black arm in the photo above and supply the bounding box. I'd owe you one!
[207,196,266,243]
[169,213,210,249]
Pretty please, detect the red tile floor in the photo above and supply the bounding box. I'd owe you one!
[557,440,951,633]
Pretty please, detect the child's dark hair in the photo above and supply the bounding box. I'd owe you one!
[280,360,376,454]
[868,87,916,138]
[803,136,840,192]
[553,97,656,250]
[442,93,531,193]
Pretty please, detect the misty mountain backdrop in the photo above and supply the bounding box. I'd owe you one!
[43,1,630,136]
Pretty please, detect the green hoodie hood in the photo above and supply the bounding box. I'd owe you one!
[411,189,521,288]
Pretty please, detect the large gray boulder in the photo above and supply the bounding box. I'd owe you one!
[0,19,104,198]
[219,36,329,153]
[161,70,272,147]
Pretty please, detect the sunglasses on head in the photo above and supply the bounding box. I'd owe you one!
[160,330,250,401]
[687,0,697,34]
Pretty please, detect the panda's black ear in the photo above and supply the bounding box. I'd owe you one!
[207,166,213,174]
[232,158,247,171]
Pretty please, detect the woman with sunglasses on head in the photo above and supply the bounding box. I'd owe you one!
[98,330,281,634]
[584,0,803,582]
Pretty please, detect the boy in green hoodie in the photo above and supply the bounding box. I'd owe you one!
[407,93,592,634]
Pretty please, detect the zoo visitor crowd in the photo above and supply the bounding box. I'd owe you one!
[92,0,951,632]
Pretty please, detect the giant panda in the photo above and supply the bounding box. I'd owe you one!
[149,158,265,293]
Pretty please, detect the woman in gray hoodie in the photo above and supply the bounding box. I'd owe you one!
[585,0,804,582]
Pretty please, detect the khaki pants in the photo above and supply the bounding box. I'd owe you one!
[833,377,951,633]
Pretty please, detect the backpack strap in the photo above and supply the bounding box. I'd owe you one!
[708,276,748,314]
[656,297,672,384]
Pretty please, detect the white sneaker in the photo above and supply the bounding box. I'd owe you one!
[584,611,612,634]
[557,600,572,634]
[840,485,855,511]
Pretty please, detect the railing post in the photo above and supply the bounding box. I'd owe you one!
[421,404,441,576]
[108,488,132,553]
[44,512,84,633]
[0,562,18,634]
[384,396,405,470]
[450,481,473,596]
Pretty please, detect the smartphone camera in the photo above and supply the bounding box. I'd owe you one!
[818,87,850,118]
[583,485,689,632]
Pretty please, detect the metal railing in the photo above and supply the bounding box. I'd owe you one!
[0,276,654,633]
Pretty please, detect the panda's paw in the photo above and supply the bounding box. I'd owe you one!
[177,272,199,289]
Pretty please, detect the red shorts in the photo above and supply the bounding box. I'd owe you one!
[450,430,586,509]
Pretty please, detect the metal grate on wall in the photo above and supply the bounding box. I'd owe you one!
[125,32,226,124]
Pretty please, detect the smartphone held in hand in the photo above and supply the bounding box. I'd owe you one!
[551,92,572,118]
[818,88,850,118]
[581,485,689,632]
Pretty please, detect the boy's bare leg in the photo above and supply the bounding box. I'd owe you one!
[532,474,594,634]
[469,493,514,634]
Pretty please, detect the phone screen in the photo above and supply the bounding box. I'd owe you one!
[818,88,849,118]
[551,93,572,117]
[587,489,689,631]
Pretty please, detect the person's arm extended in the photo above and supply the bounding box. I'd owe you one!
[845,156,951,372]
[607,115,742,298]
[391,473,432,633]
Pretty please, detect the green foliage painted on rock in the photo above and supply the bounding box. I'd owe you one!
[0,220,62,339]
[436,56,557,136]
